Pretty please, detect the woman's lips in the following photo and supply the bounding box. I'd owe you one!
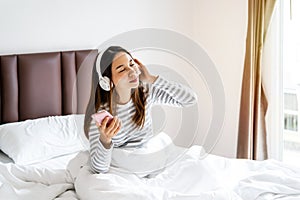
[129,78,138,83]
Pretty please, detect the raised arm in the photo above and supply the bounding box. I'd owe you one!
[134,58,197,107]
[150,76,197,107]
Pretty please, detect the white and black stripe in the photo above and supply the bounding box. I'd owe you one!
[88,76,197,173]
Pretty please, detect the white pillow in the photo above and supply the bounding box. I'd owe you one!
[0,114,89,165]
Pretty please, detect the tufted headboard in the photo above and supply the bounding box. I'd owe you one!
[0,49,98,124]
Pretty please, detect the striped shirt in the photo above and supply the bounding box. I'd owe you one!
[88,76,197,173]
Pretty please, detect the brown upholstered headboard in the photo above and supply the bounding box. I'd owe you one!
[0,49,98,124]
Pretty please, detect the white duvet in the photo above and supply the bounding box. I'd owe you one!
[0,163,73,200]
[1,132,300,200]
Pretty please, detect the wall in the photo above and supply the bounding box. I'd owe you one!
[0,0,247,158]
[191,0,247,157]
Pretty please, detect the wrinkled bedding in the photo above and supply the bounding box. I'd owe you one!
[1,133,300,200]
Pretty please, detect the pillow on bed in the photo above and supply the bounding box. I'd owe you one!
[0,114,88,165]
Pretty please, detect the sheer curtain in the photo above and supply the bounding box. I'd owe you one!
[237,0,277,160]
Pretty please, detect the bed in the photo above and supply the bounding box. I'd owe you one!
[1,49,300,200]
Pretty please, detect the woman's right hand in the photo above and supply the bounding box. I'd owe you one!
[134,58,158,84]
[96,116,121,149]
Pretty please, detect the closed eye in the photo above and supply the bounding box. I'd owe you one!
[129,59,135,67]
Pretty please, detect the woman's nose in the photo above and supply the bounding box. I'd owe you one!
[128,68,136,77]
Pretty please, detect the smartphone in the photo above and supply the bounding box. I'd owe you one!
[91,110,113,125]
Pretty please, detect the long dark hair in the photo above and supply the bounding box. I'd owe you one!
[84,46,148,138]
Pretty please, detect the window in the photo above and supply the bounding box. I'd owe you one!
[282,0,300,166]
[284,90,298,132]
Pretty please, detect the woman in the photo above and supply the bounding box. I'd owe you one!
[84,46,197,174]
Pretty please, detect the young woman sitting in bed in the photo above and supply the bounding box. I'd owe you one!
[84,46,197,174]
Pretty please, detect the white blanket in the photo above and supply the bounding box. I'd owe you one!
[1,132,300,200]
[73,133,300,200]
[0,162,74,200]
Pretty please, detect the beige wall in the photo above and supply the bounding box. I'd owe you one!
[191,0,247,157]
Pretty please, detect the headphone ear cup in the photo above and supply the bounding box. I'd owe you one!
[99,76,111,91]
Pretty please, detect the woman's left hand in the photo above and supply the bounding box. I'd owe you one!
[134,58,158,84]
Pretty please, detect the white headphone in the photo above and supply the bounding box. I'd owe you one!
[95,48,111,91]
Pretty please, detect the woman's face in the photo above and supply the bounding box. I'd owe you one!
[111,52,140,91]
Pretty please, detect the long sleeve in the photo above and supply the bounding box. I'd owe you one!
[87,77,197,174]
[150,76,197,107]
[88,120,113,173]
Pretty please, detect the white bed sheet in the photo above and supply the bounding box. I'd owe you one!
[29,152,80,170]
[0,151,13,164]
[2,132,300,200]
[0,150,82,200]
[0,150,79,170]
